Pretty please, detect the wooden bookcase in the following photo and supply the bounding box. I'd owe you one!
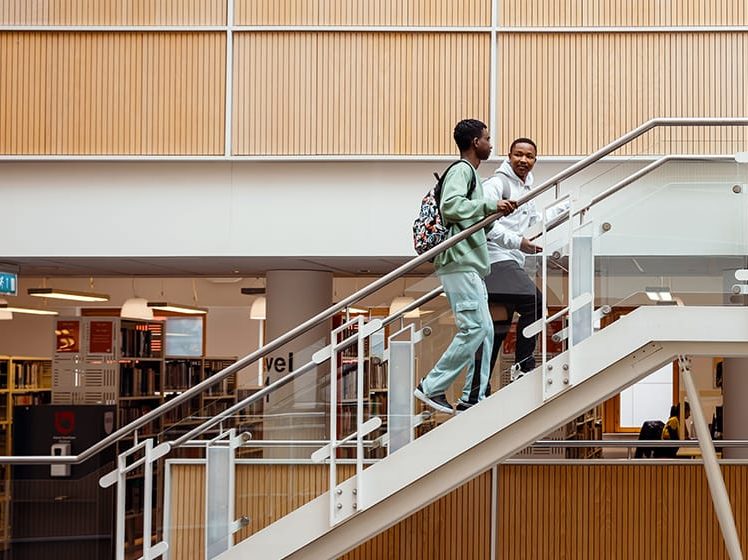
[0,355,52,552]
[51,316,244,552]
[160,356,240,444]
[332,312,390,460]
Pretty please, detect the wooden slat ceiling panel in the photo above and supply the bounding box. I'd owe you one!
[0,0,226,26]
[233,32,490,155]
[498,32,747,156]
[501,0,748,27]
[235,0,490,27]
[0,32,226,154]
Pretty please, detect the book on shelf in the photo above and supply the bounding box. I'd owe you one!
[119,363,161,397]
[12,393,50,406]
[13,361,51,389]
[120,321,163,358]
[164,359,201,391]
[204,359,237,396]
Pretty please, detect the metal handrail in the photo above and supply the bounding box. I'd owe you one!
[533,439,748,448]
[2,116,747,465]
[176,438,748,449]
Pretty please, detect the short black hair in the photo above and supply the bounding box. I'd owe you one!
[510,137,537,153]
[453,119,487,151]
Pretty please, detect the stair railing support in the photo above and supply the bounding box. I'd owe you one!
[679,355,743,560]
[99,438,171,560]
[384,323,426,454]
[205,428,250,559]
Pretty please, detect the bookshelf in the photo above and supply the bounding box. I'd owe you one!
[160,356,239,443]
[331,312,390,460]
[162,358,202,431]
[202,358,237,418]
[0,355,52,552]
[50,317,164,551]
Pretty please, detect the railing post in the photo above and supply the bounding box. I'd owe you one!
[205,428,249,559]
[386,324,421,453]
[115,451,127,560]
[387,325,416,453]
[313,316,383,525]
[99,439,170,560]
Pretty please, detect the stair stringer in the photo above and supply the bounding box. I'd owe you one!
[220,306,748,560]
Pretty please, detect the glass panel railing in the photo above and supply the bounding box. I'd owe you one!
[159,338,331,454]
[550,159,748,463]
[589,159,748,309]
[156,276,478,551]
[8,406,117,558]
[11,467,115,558]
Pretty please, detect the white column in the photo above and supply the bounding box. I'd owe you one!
[722,358,748,460]
[264,270,333,457]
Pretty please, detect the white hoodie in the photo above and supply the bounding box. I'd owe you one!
[482,160,539,266]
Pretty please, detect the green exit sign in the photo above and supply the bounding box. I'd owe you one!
[0,272,17,296]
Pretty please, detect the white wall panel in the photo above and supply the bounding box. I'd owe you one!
[1,160,746,259]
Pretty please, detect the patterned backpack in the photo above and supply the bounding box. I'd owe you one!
[412,160,476,256]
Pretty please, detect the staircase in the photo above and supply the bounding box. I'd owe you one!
[221,306,748,559]
[3,118,748,560]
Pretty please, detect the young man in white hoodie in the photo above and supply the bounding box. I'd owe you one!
[459,138,544,410]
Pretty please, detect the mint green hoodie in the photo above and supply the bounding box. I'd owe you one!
[434,160,498,277]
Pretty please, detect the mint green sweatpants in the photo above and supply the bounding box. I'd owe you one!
[421,270,493,403]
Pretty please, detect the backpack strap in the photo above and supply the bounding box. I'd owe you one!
[435,160,476,204]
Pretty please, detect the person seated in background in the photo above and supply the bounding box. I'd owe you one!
[658,404,681,458]
[634,404,681,458]
[634,419,665,458]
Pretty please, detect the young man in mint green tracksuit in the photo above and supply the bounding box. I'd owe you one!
[414,119,517,414]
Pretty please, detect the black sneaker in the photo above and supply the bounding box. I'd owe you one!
[455,400,475,413]
[414,382,454,414]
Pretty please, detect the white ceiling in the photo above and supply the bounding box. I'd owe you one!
[3,256,435,277]
[2,255,745,279]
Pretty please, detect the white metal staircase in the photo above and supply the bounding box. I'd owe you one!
[221,306,748,559]
[2,118,747,560]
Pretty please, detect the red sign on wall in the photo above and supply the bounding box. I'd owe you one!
[89,320,114,354]
[55,320,80,353]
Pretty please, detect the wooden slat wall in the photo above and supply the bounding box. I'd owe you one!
[167,463,748,560]
[233,32,490,155]
[498,464,748,559]
[235,0,490,27]
[498,32,748,156]
[0,32,226,155]
[501,1,748,27]
[169,463,489,560]
[167,464,205,560]
[233,463,354,544]
[0,1,225,25]
[342,471,492,560]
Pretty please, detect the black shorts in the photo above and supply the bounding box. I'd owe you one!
[483,260,538,299]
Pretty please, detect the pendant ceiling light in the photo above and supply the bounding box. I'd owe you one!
[147,302,207,315]
[0,299,58,316]
[28,288,109,302]
[120,297,154,320]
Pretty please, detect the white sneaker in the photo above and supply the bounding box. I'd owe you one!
[509,363,527,382]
